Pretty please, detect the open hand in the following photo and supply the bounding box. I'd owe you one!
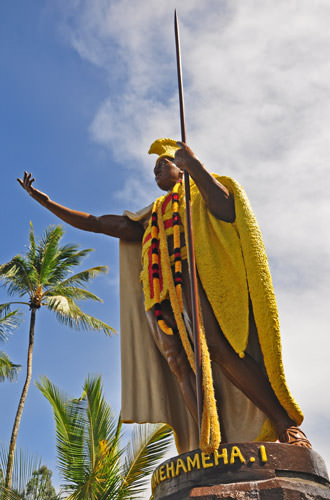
[17,171,35,195]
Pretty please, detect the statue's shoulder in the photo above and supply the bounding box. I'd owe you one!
[211,174,246,196]
[123,204,153,222]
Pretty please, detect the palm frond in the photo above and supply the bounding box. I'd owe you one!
[78,376,122,499]
[0,444,41,495]
[27,221,36,265]
[1,224,114,496]
[57,246,92,263]
[38,375,173,500]
[44,286,103,303]
[0,306,22,342]
[113,415,122,454]
[0,257,34,297]
[0,351,21,382]
[119,424,173,499]
[0,485,22,499]
[37,376,122,499]
[44,296,115,335]
[83,377,117,467]
[48,266,109,291]
[0,305,22,381]
[46,247,94,286]
[38,226,64,284]
[36,377,87,492]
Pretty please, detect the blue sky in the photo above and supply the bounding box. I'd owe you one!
[1,0,126,488]
[1,0,330,494]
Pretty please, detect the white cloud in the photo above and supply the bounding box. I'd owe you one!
[57,0,330,467]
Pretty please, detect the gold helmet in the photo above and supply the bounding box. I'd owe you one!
[148,138,180,162]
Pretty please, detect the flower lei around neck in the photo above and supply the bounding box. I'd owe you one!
[151,181,183,336]
[149,180,221,453]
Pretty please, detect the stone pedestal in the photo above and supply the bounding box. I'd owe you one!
[151,442,330,499]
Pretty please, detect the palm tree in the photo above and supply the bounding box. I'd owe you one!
[0,223,114,491]
[21,465,59,500]
[0,445,42,499]
[0,445,41,499]
[0,446,61,500]
[0,305,21,383]
[37,376,173,500]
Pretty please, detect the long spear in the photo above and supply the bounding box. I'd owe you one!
[174,10,203,434]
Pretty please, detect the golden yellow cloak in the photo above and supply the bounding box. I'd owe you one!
[120,176,303,452]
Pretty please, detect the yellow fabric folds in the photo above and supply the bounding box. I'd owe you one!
[139,174,303,445]
[191,175,303,428]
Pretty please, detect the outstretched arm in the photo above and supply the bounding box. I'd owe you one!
[174,143,235,223]
[17,172,144,241]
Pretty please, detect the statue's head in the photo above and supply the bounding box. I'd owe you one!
[148,138,183,191]
[153,156,183,191]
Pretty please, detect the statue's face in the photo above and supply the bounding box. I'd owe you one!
[154,156,183,191]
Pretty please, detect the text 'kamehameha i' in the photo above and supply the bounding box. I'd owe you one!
[151,444,268,492]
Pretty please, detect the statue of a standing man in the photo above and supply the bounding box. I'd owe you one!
[18,139,311,453]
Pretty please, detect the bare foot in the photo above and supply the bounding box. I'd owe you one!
[279,426,312,449]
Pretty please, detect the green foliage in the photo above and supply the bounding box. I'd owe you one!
[37,376,173,500]
[21,465,59,500]
[0,445,41,495]
[0,306,22,343]
[1,223,115,491]
[0,306,21,382]
[0,223,114,334]
[0,448,60,500]
[0,352,20,383]
[121,424,173,499]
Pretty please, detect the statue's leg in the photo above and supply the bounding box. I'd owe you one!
[197,282,295,434]
[146,302,198,425]
[180,261,302,439]
[196,281,312,447]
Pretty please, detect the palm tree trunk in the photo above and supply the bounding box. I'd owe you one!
[5,308,36,491]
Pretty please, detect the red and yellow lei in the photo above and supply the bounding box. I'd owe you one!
[141,181,186,321]
[141,181,220,452]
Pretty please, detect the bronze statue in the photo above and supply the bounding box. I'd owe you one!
[18,140,311,453]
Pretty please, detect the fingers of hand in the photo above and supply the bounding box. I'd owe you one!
[19,172,34,192]
[175,146,191,164]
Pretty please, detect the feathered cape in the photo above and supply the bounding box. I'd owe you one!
[120,176,303,452]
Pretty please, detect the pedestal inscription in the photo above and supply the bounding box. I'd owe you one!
[152,442,330,500]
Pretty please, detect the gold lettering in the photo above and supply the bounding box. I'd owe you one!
[151,469,159,491]
[214,448,228,465]
[186,452,201,471]
[259,445,268,463]
[159,465,166,481]
[201,452,214,468]
[230,446,245,464]
[166,460,176,478]
[175,458,187,475]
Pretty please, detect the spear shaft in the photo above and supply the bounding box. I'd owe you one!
[174,10,203,433]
